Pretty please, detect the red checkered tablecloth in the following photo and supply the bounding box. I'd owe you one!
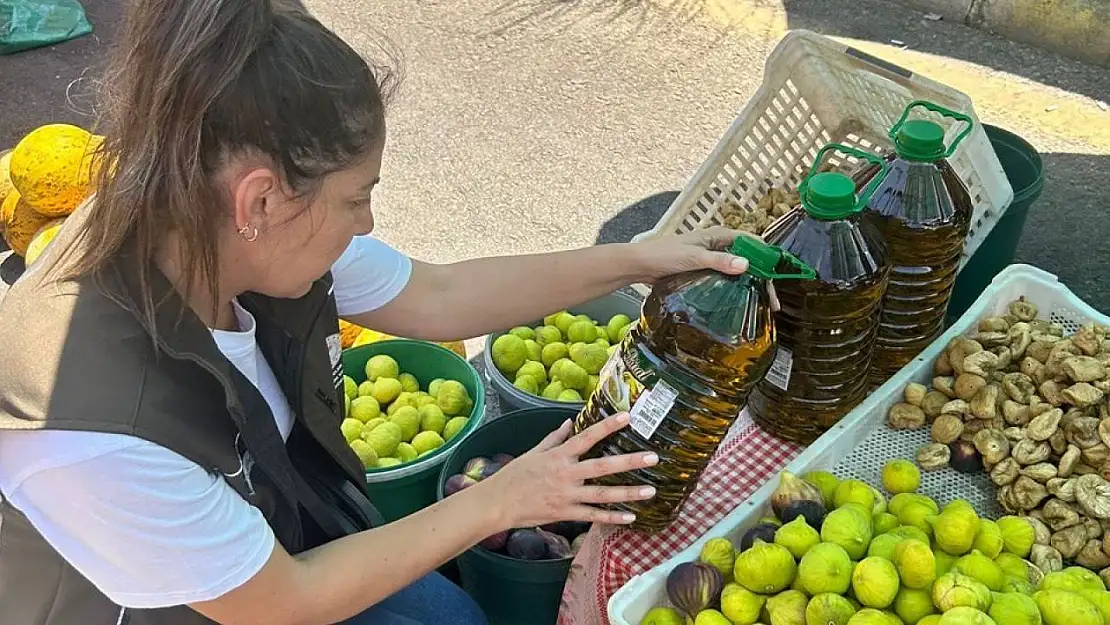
[557,414,802,625]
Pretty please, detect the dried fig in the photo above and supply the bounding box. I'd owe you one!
[1002,372,1037,404]
[1074,324,1101,356]
[955,373,988,401]
[1009,297,1038,321]
[1012,476,1049,510]
[961,418,997,441]
[975,331,1010,348]
[1010,322,1033,359]
[933,376,957,398]
[1030,401,1055,417]
[1063,356,1107,382]
[1027,515,1052,545]
[979,316,1011,333]
[1075,474,1110,519]
[1078,539,1110,569]
[1028,341,1056,364]
[1021,462,1059,483]
[1075,463,1098,476]
[921,391,949,419]
[916,443,951,471]
[1100,419,1110,450]
[1056,478,1078,503]
[992,346,1014,370]
[1003,400,1033,426]
[942,399,971,418]
[1022,356,1049,385]
[1101,567,1110,590]
[1030,543,1063,573]
[887,402,926,429]
[949,339,983,375]
[973,428,1010,465]
[1012,438,1052,465]
[934,350,953,376]
[1027,408,1063,441]
[903,382,927,407]
[1066,416,1103,448]
[1041,380,1066,406]
[1085,517,1103,540]
[1042,498,1081,530]
[990,457,1020,486]
[1063,382,1105,408]
[1059,445,1082,477]
[964,350,1000,377]
[1081,444,1110,467]
[998,485,1017,513]
[1047,477,1067,497]
[1050,430,1069,455]
[970,384,1002,420]
[1046,340,1081,380]
[1004,427,1026,441]
[1050,524,1088,559]
[931,414,964,444]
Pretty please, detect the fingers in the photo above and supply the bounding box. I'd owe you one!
[564,505,639,525]
[577,483,657,505]
[768,280,781,312]
[572,451,659,481]
[532,418,573,453]
[700,226,747,250]
[699,249,748,275]
[560,412,630,457]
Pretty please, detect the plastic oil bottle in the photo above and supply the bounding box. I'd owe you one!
[748,144,893,445]
[572,236,815,533]
[853,101,975,384]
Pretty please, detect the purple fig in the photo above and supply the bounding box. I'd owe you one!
[463,457,491,481]
[535,527,572,559]
[478,462,503,481]
[444,473,477,496]
[571,534,586,556]
[770,471,826,520]
[478,530,509,552]
[506,529,547,560]
[665,561,724,617]
[491,453,515,466]
[739,523,778,551]
[542,521,591,541]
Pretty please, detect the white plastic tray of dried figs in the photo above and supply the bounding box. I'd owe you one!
[608,263,1110,625]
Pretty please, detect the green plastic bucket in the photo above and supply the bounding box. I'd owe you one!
[948,124,1044,322]
[343,339,486,523]
[437,407,580,625]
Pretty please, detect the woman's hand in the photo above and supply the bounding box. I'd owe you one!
[634,226,779,309]
[481,413,659,529]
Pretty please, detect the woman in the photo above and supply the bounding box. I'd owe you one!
[0,1,753,624]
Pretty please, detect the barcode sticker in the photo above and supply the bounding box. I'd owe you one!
[629,379,679,440]
[766,346,793,391]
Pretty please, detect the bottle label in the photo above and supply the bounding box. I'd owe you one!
[765,346,793,391]
[598,347,678,441]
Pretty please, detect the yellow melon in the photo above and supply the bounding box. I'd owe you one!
[0,149,13,215]
[24,219,65,266]
[2,190,54,257]
[9,124,102,218]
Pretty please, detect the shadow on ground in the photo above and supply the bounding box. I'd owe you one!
[597,152,1110,313]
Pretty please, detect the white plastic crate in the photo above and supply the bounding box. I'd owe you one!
[608,263,1110,625]
[631,30,1012,275]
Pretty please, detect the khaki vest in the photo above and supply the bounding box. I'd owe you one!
[0,222,381,624]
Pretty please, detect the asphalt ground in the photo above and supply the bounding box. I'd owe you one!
[2,0,1108,320]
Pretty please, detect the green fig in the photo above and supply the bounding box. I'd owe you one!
[988,591,1042,625]
[1033,589,1103,625]
[767,589,808,625]
[720,583,765,625]
[805,593,856,625]
[933,572,993,612]
[734,540,796,595]
[954,550,1005,591]
[938,606,997,625]
[893,587,936,625]
[776,516,820,559]
[996,516,1036,558]
[804,471,841,509]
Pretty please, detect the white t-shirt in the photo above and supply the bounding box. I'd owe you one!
[0,235,412,609]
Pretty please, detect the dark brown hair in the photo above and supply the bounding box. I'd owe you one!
[61,0,398,330]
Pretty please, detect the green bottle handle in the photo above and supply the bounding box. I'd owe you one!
[889,100,975,158]
[797,143,888,215]
[767,248,817,280]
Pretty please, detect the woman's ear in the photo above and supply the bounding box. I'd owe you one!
[230,167,281,234]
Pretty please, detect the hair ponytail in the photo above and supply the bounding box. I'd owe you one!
[58,0,396,335]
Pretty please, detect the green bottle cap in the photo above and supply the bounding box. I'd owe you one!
[728,236,816,281]
[894,119,946,162]
[802,172,858,219]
